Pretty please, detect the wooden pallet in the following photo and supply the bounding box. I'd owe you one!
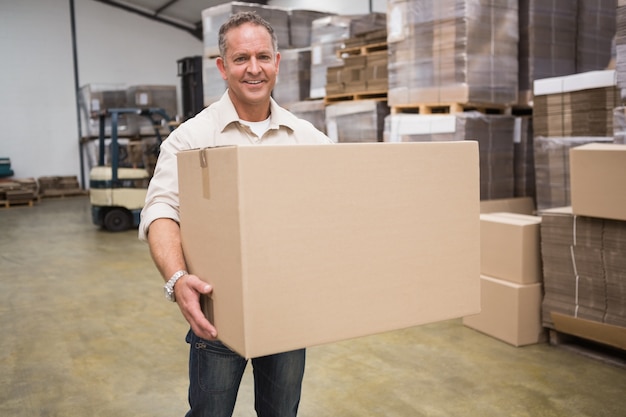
[324,90,388,104]
[40,188,88,199]
[1,198,35,208]
[337,41,388,58]
[549,329,626,369]
[391,102,511,115]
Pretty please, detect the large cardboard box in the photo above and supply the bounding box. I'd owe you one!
[480,212,542,284]
[570,143,626,221]
[178,142,480,358]
[463,275,546,347]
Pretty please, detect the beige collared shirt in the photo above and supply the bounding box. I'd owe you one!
[138,90,333,241]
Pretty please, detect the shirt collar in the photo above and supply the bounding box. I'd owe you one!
[216,90,298,133]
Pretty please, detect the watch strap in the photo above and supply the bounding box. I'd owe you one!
[164,270,188,302]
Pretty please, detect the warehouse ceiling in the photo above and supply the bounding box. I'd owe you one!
[93,0,268,40]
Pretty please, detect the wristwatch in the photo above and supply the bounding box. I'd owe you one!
[164,270,188,302]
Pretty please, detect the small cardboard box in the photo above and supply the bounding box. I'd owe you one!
[479,212,542,284]
[463,275,546,347]
[479,197,535,215]
[570,143,626,221]
[178,142,480,358]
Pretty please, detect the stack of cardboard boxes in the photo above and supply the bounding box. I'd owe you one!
[533,71,621,138]
[38,176,84,198]
[325,100,390,143]
[532,70,618,211]
[0,179,38,207]
[386,0,519,107]
[463,207,546,347]
[539,143,626,350]
[324,26,388,98]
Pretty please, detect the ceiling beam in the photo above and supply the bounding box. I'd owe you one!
[154,0,180,16]
[93,0,202,41]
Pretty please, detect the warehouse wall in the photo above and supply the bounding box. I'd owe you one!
[0,0,202,184]
[0,0,381,186]
[1,0,78,183]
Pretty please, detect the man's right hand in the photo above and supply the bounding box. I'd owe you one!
[146,218,218,341]
[175,273,218,340]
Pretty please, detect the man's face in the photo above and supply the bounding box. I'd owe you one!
[217,22,280,115]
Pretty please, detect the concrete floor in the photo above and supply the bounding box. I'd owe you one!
[2,196,626,417]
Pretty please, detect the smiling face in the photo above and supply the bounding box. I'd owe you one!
[216,22,281,122]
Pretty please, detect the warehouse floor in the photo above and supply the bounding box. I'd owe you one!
[2,196,626,417]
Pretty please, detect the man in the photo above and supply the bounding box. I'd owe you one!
[138,11,332,417]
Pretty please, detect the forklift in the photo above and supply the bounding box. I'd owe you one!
[89,107,173,232]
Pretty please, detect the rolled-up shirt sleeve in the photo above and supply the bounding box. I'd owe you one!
[138,135,183,242]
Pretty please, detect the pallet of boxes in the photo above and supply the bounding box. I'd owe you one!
[78,83,176,178]
[316,13,390,143]
[0,157,38,208]
[38,176,85,199]
[0,178,39,208]
[539,144,626,351]
[384,0,520,201]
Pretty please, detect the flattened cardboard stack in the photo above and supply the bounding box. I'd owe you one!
[177,142,481,358]
[384,112,515,200]
[576,0,617,73]
[533,136,613,210]
[616,0,626,90]
[285,100,327,134]
[463,212,545,347]
[541,144,626,349]
[325,100,390,142]
[272,48,312,107]
[540,209,626,332]
[514,116,536,199]
[533,70,618,211]
[386,0,518,107]
[533,70,620,138]
[613,106,626,144]
[603,220,626,327]
[288,10,333,48]
[518,0,577,106]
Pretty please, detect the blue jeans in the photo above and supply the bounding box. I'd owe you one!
[185,330,306,417]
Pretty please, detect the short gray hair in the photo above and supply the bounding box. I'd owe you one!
[218,11,278,58]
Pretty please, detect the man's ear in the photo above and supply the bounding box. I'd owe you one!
[216,57,228,81]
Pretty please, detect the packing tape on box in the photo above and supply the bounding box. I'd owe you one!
[200,148,210,200]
